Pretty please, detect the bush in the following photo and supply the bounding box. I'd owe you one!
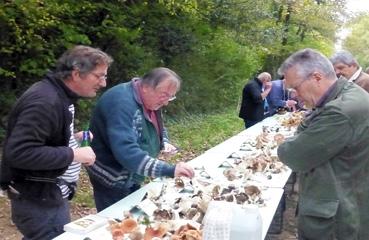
[167,28,263,115]
[0,91,17,144]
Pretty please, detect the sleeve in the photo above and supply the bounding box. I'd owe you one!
[268,83,286,108]
[4,101,73,170]
[356,77,369,93]
[156,110,169,145]
[248,82,263,103]
[277,107,353,172]
[162,127,170,144]
[101,96,175,178]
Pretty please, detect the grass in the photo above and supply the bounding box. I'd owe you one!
[166,109,244,155]
[72,109,244,207]
[72,169,96,208]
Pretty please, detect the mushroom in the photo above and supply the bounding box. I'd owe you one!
[120,217,138,233]
[144,223,168,240]
[153,209,174,221]
[223,168,238,181]
[244,185,261,200]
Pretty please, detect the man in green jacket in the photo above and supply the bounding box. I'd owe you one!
[277,48,369,240]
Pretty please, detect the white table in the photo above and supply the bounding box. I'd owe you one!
[54,114,294,240]
[54,184,284,240]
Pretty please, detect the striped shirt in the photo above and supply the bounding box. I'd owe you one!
[57,104,81,199]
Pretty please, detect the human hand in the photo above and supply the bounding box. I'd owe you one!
[73,147,96,166]
[162,142,179,154]
[74,131,93,142]
[286,100,297,108]
[174,162,195,179]
[264,81,272,91]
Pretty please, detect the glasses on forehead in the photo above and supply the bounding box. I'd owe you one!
[90,72,107,81]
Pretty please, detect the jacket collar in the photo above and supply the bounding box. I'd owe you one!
[44,71,80,104]
[254,77,263,87]
[132,77,143,105]
[316,77,346,109]
[348,67,362,82]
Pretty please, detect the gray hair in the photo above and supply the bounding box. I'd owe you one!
[55,45,113,80]
[257,72,271,82]
[278,48,336,80]
[141,67,181,90]
[330,50,358,66]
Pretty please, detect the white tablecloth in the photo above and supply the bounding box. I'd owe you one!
[54,114,293,240]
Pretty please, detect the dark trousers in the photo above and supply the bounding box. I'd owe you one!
[90,177,140,212]
[244,119,260,128]
[10,195,70,240]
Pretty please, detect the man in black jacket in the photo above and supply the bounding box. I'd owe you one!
[239,72,272,128]
[0,45,113,239]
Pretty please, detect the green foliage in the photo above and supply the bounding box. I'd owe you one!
[167,28,263,114]
[343,14,369,68]
[0,91,16,143]
[0,0,344,140]
[74,99,97,130]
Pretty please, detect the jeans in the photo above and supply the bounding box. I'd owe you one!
[10,194,70,240]
[90,177,140,212]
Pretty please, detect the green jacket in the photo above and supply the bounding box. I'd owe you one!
[278,78,369,240]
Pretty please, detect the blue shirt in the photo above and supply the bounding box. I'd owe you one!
[266,80,288,115]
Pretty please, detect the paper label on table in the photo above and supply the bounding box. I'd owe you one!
[63,214,108,234]
[135,198,158,216]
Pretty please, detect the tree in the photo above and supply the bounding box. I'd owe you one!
[343,14,369,68]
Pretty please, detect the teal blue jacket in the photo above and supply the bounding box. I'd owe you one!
[87,79,175,188]
[278,78,369,240]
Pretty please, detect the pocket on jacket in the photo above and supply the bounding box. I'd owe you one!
[299,197,339,218]
[86,163,129,189]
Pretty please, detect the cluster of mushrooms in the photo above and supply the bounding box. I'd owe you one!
[109,211,201,240]
[107,112,302,240]
[280,111,304,128]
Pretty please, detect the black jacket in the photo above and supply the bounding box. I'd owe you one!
[1,73,77,205]
[239,77,265,121]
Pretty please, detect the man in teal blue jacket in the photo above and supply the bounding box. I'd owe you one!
[87,67,194,211]
[278,49,369,239]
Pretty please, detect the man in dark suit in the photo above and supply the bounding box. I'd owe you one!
[239,72,272,128]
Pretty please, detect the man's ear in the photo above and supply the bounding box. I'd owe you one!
[70,69,80,82]
[141,84,151,94]
[312,71,323,82]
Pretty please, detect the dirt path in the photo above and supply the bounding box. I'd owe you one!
[0,190,96,240]
[0,193,21,240]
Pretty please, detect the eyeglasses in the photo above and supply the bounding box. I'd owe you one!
[286,77,310,92]
[90,72,107,81]
[159,92,176,101]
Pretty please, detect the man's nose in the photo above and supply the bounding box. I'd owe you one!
[100,78,107,88]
